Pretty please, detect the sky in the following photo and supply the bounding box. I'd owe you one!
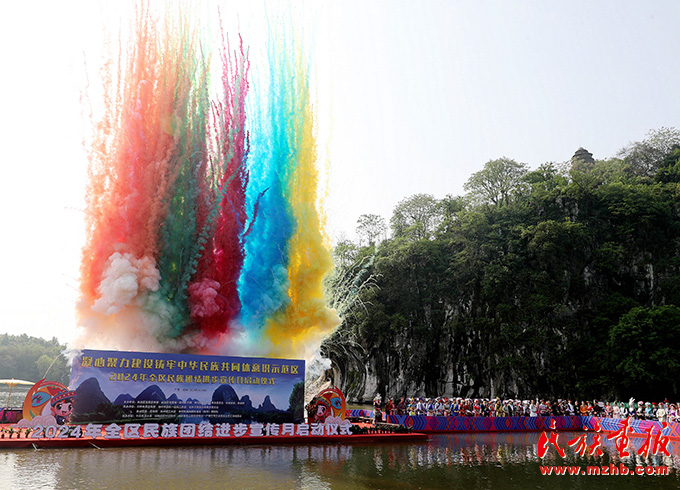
[1,0,679,344]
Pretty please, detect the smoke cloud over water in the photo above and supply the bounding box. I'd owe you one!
[74,4,340,359]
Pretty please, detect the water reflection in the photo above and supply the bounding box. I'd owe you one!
[1,431,679,489]
[428,431,680,468]
[1,387,31,408]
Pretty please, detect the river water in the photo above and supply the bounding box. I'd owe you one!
[2,389,679,489]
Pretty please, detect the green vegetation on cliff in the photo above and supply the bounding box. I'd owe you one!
[324,128,680,402]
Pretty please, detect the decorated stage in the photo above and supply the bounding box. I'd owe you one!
[4,349,676,450]
[0,365,429,450]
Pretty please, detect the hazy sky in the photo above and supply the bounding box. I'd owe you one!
[1,0,679,343]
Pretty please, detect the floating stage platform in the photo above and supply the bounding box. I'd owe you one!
[0,423,428,450]
[3,416,678,450]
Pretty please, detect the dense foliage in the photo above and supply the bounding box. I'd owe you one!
[0,334,70,384]
[323,128,680,402]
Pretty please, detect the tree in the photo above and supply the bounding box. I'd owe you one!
[437,194,465,235]
[464,157,529,207]
[608,306,680,400]
[617,127,680,177]
[0,334,70,383]
[655,148,680,183]
[333,238,359,268]
[390,193,442,241]
[356,214,387,246]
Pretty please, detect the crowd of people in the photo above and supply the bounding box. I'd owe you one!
[371,395,679,423]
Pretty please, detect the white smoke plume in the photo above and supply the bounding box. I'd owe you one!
[92,253,160,315]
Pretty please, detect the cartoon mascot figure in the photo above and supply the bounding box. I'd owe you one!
[50,390,76,425]
[15,380,76,428]
[307,387,348,426]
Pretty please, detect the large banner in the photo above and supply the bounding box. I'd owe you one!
[69,350,305,425]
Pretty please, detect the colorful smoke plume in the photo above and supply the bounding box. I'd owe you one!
[75,5,340,359]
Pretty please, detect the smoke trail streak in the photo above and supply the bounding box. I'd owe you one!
[78,5,190,349]
[237,21,296,341]
[268,24,340,357]
[154,11,213,338]
[190,32,250,336]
